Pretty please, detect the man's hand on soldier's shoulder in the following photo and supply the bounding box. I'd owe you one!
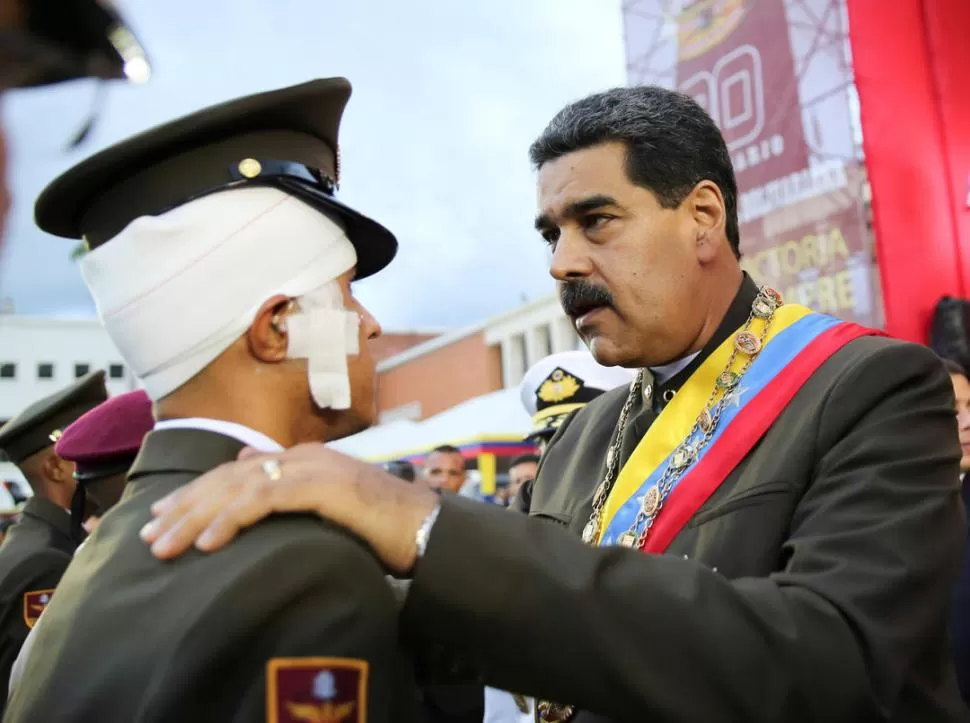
[140,444,440,574]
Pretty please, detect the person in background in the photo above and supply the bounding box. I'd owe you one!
[519,350,636,458]
[0,371,107,705]
[53,389,154,538]
[506,454,538,504]
[7,388,154,699]
[420,451,479,720]
[510,351,635,513]
[944,358,970,707]
[424,445,466,494]
[0,0,149,248]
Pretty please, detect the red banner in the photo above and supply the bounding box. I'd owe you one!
[677,0,808,188]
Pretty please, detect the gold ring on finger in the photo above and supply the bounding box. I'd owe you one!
[261,458,283,482]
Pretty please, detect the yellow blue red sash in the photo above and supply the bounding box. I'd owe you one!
[598,305,882,553]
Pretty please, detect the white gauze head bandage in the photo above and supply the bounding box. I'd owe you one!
[80,186,361,408]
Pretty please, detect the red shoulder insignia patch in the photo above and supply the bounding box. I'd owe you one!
[22,589,55,629]
[267,657,367,723]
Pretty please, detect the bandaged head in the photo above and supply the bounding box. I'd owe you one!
[80,186,361,409]
[31,78,398,410]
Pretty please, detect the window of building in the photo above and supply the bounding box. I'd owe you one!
[74,363,91,378]
[109,363,125,379]
[37,363,54,380]
[0,363,14,379]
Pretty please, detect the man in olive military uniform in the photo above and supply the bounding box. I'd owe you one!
[142,86,968,722]
[5,79,416,723]
[0,370,107,701]
[7,388,154,700]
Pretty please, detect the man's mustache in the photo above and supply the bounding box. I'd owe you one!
[560,281,614,318]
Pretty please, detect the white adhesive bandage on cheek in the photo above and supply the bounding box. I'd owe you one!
[285,281,361,411]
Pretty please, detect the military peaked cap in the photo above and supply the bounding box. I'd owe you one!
[15,0,150,88]
[34,77,397,279]
[0,371,108,464]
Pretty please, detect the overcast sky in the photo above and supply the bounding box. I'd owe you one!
[0,0,625,330]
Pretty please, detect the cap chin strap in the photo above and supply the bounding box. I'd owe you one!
[284,281,359,411]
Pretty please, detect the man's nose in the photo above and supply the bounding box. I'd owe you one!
[549,231,594,282]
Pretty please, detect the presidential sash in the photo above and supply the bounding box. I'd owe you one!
[598,305,882,553]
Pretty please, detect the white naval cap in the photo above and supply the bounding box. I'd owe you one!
[519,350,636,440]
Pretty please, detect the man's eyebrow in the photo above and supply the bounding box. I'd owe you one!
[534,194,620,230]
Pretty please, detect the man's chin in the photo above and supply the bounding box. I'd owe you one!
[586,335,637,369]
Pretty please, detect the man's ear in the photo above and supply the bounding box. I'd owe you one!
[42,452,73,486]
[247,294,293,364]
[688,180,727,263]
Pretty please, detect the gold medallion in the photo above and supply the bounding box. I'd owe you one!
[617,532,638,548]
[734,330,762,356]
[537,701,575,722]
[698,407,714,432]
[671,444,696,470]
[640,486,661,516]
[716,370,738,389]
[762,287,784,307]
[581,520,598,544]
[752,296,774,319]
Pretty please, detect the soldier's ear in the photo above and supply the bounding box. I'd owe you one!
[247,295,293,364]
[43,452,72,486]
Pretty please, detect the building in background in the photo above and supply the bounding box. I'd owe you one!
[334,292,582,495]
[375,292,580,425]
[0,315,135,423]
[0,312,441,426]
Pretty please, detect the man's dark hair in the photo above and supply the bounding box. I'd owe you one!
[529,86,740,258]
[510,453,540,468]
[430,445,462,456]
[942,358,967,378]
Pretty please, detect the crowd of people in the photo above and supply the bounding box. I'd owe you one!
[0,1,967,722]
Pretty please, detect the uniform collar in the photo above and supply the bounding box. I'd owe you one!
[127,428,252,482]
[153,418,283,453]
[21,496,73,541]
[655,273,759,404]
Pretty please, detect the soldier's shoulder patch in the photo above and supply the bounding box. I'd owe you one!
[22,589,55,629]
[267,657,367,723]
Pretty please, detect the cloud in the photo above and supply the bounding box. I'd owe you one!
[0,0,625,329]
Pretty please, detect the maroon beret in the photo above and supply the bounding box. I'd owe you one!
[55,389,153,481]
